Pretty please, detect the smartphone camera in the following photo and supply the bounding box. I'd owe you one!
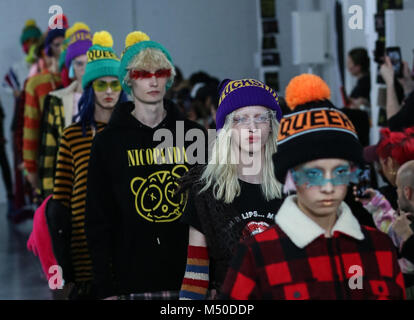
[386,46,403,78]
[356,165,371,199]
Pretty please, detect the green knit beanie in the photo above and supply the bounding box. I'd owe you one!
[118,31,174,95]
[20,19,42,44]
[82,31,120,89]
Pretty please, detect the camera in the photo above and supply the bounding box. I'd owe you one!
[386,46,403,78]
[355,165,371,199]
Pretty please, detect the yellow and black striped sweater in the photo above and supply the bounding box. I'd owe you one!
[52,122,106,283]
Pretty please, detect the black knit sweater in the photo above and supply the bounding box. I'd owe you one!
[178,165,284,291]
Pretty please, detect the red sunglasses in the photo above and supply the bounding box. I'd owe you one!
[129,69,171,80]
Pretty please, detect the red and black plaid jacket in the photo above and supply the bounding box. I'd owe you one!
[221,223,406,300]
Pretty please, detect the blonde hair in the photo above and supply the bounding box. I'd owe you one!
[200,110,282,203]
[123,47,175,88]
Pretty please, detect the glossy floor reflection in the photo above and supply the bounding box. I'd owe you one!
[0,204,51,300]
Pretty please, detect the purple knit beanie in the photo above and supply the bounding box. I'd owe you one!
[65,23,92,69]
[45,28,66,56]
[215,78,282,130]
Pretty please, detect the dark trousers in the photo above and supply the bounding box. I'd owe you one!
[0,112,13,199]
[0,144,12,199]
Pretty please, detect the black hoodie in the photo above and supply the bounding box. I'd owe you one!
[85,100,207,298]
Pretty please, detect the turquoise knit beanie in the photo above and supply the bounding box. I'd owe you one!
[118,31,174,95]
[82,31,120,89]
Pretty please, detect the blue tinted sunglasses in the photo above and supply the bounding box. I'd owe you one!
[291,165,360,188]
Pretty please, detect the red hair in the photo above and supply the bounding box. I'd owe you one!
[377,127,414,165]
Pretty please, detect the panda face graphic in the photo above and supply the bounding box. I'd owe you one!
[130,165,189,222]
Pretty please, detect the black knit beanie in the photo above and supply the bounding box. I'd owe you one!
[273,74,364,183]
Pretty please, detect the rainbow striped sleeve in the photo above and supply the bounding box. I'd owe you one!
[179,245,210,300]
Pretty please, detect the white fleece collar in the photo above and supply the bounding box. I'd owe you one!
[275,195,365,249]
[48,81,79,127]
[49,80,79,99]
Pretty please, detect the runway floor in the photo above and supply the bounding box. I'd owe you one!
[0,204,52,300]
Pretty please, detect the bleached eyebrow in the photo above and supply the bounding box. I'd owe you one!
[234,113,268,117]
[302,164,349,171]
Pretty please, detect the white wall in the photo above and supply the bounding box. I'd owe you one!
[319,0,343,107]
[134,0,259,80]
[276,0,300,97]
[341,0,368,95]
[404,0,414,9]
[287,0,344,107]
